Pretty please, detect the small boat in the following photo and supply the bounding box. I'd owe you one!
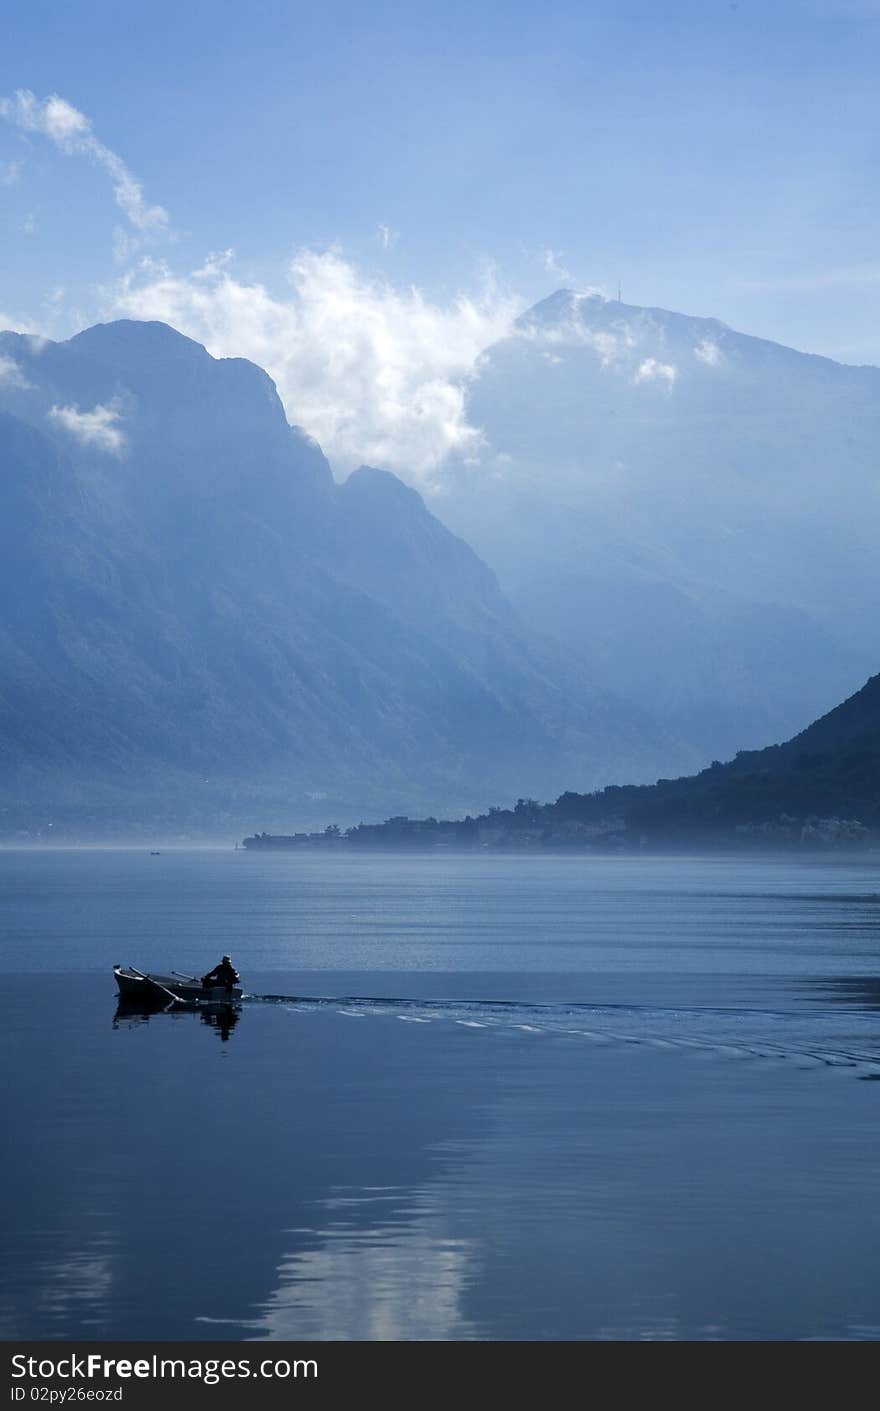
[113,965,242,1006]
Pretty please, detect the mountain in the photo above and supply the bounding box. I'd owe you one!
[434,291,880,760]
[0,319,682,838]
[546,667,880,847]
[322,668,880,851]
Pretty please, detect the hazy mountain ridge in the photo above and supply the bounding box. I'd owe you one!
[300,668,880,852]
[558,667,880,846]
[434,290,880,760]
[0,319,680,837]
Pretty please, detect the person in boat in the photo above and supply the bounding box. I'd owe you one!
[201,955,240,991]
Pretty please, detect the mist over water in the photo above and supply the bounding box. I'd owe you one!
[2,850,880,1340]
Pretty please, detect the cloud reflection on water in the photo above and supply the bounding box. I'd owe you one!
[200,1186,477,1341]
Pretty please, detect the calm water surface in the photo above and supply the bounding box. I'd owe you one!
[2,850,880,1340]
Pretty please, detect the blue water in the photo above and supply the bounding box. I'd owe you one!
[2,850,880,1340]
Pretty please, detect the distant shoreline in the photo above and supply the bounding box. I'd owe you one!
[241,828,880,857]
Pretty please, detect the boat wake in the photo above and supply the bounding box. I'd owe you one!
[245,992,880,1077]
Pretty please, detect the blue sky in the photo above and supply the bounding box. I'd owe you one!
[2,1,879,469]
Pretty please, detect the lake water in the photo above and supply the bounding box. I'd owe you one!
[2,849,880,1341]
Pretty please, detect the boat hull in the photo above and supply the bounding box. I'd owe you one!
[113,966,242,1005]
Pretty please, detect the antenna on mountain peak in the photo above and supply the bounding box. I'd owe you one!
[617,281,622,303]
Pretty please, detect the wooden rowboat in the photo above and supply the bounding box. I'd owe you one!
[113,964,242,1006]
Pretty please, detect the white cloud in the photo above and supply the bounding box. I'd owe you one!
[0,309,41,336]
[377,223,398,251]
[587,326,637,365]
[540,247,572,282]
[0,353,30,388]
[0,90,168,235]
[0,158,21,186]
[192,249,235,279]
[694,338,721,367]
[634,356,677,386]
[110,248,520,478]
[48,402,125,454]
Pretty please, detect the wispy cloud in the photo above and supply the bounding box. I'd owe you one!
[48,401,125,454]
[111,248,520,478]
[520,294,682,392]
[540,247,573,283]
[634,356,676,386]
[0,308,41,336]
[0,353,30,388]
[521,294,636,366]
[377,223,398,251]
[694,338,721,367]
[0,158,21,186]
[0,90,168,235]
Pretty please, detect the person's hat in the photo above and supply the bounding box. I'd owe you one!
[222,955,231,961]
